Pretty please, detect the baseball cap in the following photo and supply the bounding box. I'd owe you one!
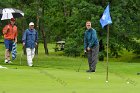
[29,22,34,26]
[10,18,15,21]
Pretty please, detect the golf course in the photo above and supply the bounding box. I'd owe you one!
[0,44,139,93]
[0,0,140,93]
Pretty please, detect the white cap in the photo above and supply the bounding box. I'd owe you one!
[29,22,34,26]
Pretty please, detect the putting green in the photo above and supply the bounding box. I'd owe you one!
[0,63,139,93]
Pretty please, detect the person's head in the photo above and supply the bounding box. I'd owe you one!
[29,22,34,30]
[10,18,15,25]
[86,21,92,29]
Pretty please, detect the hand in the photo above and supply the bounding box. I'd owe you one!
[14,40,17,43]
[87,47,90,51]
[23,43,25,46]
[3,30,8,34]
[3,25,10,34]
[35,42,38,46]
[84,50,87,53]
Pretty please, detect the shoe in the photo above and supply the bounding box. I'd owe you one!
[8,60,12,64]
[4,60,8,63]
[28,64,33,67]
[86,69,95,72]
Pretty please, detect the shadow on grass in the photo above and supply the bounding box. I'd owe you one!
[128,55,140,63]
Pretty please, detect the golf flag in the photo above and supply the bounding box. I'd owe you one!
[100,4,112,28]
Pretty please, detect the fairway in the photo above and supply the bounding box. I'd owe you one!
[0,44,140,93]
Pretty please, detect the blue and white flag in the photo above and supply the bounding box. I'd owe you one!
[100,4,112,28]
[12,42,17,60]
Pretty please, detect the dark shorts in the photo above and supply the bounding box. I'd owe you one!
[4,39,13,51]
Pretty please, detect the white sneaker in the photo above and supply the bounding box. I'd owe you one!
[28,63,33,67]
[5,60,12,64]
[28,64,33,67]
[4,60,8,63]
[8,60,12,64]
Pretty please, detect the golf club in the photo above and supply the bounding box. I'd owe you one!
[35,53,38,67]
[20,46,24,65]
[77,52,87,72]
[77,60,82,72]
[35,44,39,66]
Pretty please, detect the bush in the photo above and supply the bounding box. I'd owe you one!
[64,38,83,57]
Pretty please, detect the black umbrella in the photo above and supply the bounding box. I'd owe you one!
[0,8,24,20]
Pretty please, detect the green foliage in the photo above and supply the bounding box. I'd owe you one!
[64,28,84,56]
[0,0,140,56]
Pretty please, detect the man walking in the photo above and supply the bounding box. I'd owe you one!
[2,18,18,63]
[84,21,99,72]
[22,22,38,67]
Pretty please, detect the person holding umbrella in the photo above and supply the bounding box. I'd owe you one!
[2,18,18,63]
[22,22,38,67]
[84,20,99,72]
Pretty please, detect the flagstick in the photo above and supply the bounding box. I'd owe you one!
[106,25,109,82]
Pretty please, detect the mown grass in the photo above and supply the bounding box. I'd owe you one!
[0,43,140,93]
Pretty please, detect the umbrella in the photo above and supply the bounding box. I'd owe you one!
[0,8,24,20]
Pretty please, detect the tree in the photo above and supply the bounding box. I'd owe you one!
[0,0,139,56]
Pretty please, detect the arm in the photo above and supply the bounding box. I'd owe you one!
[3,25,9,34]
[14,28,18,43]
[14,37,17,43]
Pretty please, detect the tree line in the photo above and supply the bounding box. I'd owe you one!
[0,0,140,57]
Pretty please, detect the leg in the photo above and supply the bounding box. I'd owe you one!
[8,41,13,62]
[90,45,99,71]
[4,39,12,63]
[31,48,35,66]
[5,49,9,63]
[6,50,10,61]
[26,48,33,66]
[31,48,35,60]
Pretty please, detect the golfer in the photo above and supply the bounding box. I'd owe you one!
[2,18,18,63]
[84,21,99,72]
[22,22,38,67]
